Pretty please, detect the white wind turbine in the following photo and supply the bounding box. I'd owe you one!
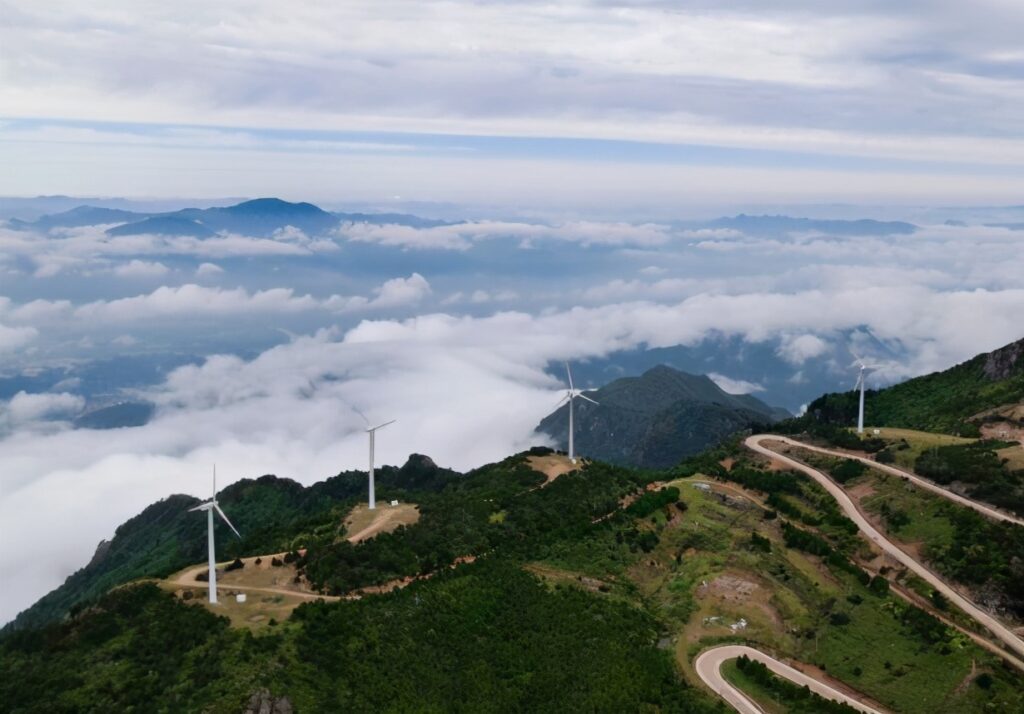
[356,410,395,510]
[188,466,241,604]
[557,362,599,463]
[851,355,879,434]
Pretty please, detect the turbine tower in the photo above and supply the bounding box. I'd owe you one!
[851,356,877,434]
[557,362,599,463]
[362,416,395,510]
[188,466,241,604]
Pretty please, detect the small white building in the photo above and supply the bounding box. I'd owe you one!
[236,593,247,603]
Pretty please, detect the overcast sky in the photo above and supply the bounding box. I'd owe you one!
[2,0,1024,208]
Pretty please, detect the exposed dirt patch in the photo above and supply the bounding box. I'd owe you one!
[344,502,420,543]
[953,660,979,696]
[527,454,581,485]
[719,457,735,471]
[981,422,1024,442]
[847,480,877,500]
[701,573,759,604]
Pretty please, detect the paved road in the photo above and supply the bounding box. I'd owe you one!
[694,645,887,714]
[747,434,1024,661]
[764,435,1024,527]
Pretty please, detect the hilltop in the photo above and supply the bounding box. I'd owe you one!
[536,365,789,468]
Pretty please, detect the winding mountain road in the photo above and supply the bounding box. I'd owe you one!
[763,435,1024,527]
[694,645,887,714]
[745,434,1024,660]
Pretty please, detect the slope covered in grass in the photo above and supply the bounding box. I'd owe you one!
[803,338,1024,435]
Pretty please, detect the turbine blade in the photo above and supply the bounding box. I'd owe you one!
[214,503,241,538]
[370,419,396,432]
[578,394,599,405]
[212,464,217,499]
[565,362,574,391]
[189,501,212,512]
[555,394,570,408]
[353,406,370,425]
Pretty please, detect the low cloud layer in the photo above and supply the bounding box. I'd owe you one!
[1,204,1023,624]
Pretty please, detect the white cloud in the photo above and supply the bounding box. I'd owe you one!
[2,281,1023,622]
[371,272,432,308]
[340,220,675,251]
[708,373,766,395]
[113,259,170,278]
[777,334,830,365]
[2,391,84,426]
[195,262,224,276]
[639,266,667,276]
[0,323,38,352]
[74,284,320,322]
[0,275,433,329]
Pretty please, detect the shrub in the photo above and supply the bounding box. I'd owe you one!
[749,532,771,553]
[831,459,866,484]
[225,558,244,572]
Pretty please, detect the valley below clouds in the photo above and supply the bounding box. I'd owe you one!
[1,201,1023,623]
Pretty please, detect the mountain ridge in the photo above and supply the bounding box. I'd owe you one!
[537,365,789,468]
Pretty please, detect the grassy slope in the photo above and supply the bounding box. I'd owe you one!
[804,338,1024,435]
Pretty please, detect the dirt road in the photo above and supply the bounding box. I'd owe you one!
[764,435,1024,527]
[746,434,1024,661]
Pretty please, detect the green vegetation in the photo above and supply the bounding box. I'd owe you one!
[725,655,860,714]
[860,472,1024,619]
[7,457,465,631]
[915,441,1024,516]
[789,338,1024,435]
[6,340,1024,713]
[0,564,721,713]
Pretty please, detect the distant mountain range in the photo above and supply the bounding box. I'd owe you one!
[7,197,447,237]
[5,197,933,242]
[536,365,790,468]
[695,214,916,236]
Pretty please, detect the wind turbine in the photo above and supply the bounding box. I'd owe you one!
[188,466,240,604]
[356,410,395,510]
[557,362,599,463]
[851,356,878,434]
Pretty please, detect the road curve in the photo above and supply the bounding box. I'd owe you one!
[169,563,340,602]
[694,645,887,714]
[764,435,1024,527]
[746,434,1024,661]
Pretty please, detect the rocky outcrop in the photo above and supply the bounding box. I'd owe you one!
[242,689,293,714]
[982,337,1024,381]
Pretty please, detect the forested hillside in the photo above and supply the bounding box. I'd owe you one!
[5,456,459,632]
[537,365,789,468]
[802,337,1024,435]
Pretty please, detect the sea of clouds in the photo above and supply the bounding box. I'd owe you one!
[1,214,1023,623]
